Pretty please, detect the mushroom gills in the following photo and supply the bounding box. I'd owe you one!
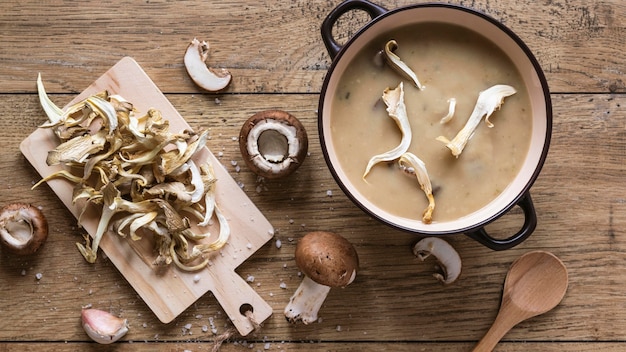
[257,128,290,163]
[412,237,461,285]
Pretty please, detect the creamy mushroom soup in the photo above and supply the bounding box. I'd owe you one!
[330,23,532,222]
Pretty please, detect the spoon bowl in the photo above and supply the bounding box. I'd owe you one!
[473,251,568,351]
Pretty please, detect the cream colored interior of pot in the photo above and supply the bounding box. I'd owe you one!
[322,6,548,233]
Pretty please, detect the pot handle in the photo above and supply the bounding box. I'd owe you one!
[465,193,537,250]
[321,0,388,59]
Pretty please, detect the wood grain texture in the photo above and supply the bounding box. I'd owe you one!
[0,1,624,94]
[0,0,625,350]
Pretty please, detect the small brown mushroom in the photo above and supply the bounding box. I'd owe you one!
[0,203,49,255]
[284,231,359,324]
[239,110,308,179]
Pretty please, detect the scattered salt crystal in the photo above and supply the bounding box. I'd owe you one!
[268,228,275,236]
[231,160,238,166]
[326,190,333,197]
[289,219,294,224]
[246,275,255,283]
[20,269,26,276]
[275,239,282,249]
[202,325,209,332]
[246,242,253,249]
[193,274,201,283]
[184,323,192,329]
[143,323,148,328]
[231,136,238,141]
[264,342,271,350]
[218,151,224,157]
[235,165,241,173]
[35,273,43,280]
[336,325,342,332]
[214,98,221,105]
[279,282,287,289]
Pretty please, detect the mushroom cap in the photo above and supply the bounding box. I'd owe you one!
[239,110,308,179]
[0,203,49,255]
[295,231,359,288]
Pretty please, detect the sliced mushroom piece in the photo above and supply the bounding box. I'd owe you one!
[412,237,461,285]
[437,85,516,157]
[383,40,424,90]
[239,110,308,179]
[363,82,411,179]
[184,38,232,92]
[0,203,49,255]
[440,98,457,124]
[81,308,129,344]
[398,152,435,224]
[284,231,359,324]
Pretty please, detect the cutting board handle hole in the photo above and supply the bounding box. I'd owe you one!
[239,303,254,316]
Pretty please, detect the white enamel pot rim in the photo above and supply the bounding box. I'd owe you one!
[318,0,553,250]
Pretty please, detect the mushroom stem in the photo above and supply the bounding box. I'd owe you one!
[284,275,331,324]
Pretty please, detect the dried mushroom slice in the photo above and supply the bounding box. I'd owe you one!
[363,82,411,179]
[34,77,229,271]
[398,152,435,224]
[383,40,424,90]
[437,85,516,157]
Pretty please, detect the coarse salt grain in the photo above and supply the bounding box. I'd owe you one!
[275,239,282,249]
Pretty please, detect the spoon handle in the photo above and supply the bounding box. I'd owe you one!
[472,303,522,352]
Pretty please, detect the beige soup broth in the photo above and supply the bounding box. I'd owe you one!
[331,23,532,223]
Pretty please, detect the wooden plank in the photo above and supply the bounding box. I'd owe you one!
[18,58,274,336]
[1,93,625,344]
[0,0,623,94]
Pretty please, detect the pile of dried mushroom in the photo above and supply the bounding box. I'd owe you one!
[34,74,228,271]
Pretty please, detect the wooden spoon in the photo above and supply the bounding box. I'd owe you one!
[473,251,568,352]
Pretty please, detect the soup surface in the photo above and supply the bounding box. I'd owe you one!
[330,22,532,223]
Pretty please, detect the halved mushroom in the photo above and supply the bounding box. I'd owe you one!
[0,203,49,255]
[184,38,232,92]
[239,110,308,179]
[412,237,461,285]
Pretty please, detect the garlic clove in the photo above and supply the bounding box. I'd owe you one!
[81,308,129,344]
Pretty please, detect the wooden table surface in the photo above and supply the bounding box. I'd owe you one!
[1,0,624,351]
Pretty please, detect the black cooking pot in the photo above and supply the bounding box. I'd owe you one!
[317,0,552,250]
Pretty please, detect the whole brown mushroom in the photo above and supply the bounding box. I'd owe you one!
[0,203,49,255]
[284,231,359,324]
[239,110,308,179]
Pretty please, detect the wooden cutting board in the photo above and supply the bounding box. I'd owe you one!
[20,57,274,336]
